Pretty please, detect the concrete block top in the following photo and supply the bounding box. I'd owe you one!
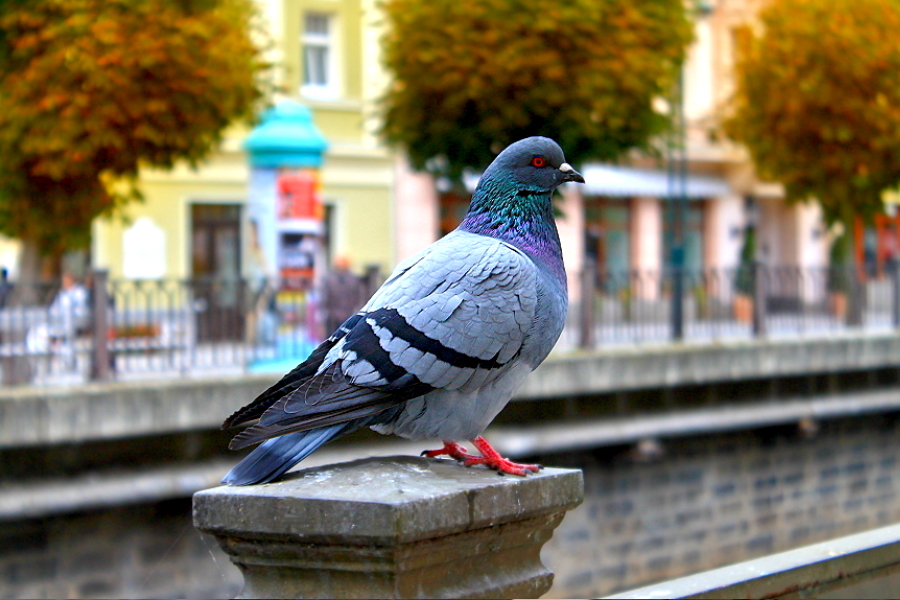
[194,456,583,545]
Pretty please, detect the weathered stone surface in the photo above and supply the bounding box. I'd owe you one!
[193,456,584,599]
[0,374,272,447]
[522,333,900,399]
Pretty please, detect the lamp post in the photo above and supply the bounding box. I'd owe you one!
[668,67,688,340]
[668,0,713,341]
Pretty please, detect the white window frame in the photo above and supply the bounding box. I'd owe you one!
[301,12,339,99]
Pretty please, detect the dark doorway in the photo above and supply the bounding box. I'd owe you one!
[190,204,245,342]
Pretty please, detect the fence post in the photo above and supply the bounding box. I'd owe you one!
[752,261,766,337]
[846,267,864,327]
[671,249,685,340]
[194,456,583,599]
[579,258,596,349]
[90,269,111,381]
[893,258,900,330]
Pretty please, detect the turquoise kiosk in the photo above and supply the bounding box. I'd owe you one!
[244,100,329,373]
[245,100,328,169]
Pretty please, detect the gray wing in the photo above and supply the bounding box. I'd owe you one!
[229,230,539,448]
[335,230,539,392]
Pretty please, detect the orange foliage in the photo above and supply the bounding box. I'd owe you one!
[379,0,693,179]
[0,0,268,260]
[725,0,900,225]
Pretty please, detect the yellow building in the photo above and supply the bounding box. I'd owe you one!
[91,0,396,282]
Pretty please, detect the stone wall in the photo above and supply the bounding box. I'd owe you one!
[542,412,900,598]
[5,412,900,598]
[0,499,241,600]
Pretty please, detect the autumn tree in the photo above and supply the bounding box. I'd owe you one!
[379,0,693,179]
[724,0,900,228]
[0,0,268,280]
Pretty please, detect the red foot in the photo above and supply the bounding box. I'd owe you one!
[422,437,542,476]
[421,440,480,461]
[467,436,542,476]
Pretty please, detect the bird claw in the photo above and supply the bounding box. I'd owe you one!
[421,441,478,461]
[467,456,540,476]
[468,436,542,476]
[422,437,543,476]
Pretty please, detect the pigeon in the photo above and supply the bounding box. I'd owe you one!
[221,136,584,485]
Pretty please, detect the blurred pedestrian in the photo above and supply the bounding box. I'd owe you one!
[47,273,89,368]
[321,256,367,335]
[50,273,89,333]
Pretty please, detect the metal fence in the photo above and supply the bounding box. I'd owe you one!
[0,264,897,386]
[568,261,899,348]
[0,273,334,386]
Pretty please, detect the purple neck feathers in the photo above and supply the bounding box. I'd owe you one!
[458,177,566,285]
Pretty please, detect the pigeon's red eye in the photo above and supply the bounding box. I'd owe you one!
[531,156,547,168]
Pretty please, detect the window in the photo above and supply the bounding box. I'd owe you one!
[438,192,470,237]
[585,198,632,276]
[190,203,244,342]
[302,12,337,98]
[191,203,242,281]
[663,200,705,272]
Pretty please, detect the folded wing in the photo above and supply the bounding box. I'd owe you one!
[224,231,539,450]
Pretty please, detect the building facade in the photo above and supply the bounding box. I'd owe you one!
[90,0,396,284]
[390,0,836,309]
[6,0,890,305]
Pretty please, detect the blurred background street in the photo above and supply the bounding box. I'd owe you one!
[2,0,900,597]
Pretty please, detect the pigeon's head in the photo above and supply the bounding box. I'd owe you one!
[484,136,585,193]
[462,137,584,247]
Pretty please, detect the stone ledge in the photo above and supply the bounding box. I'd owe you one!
[194,456,583,544]
[524,332,900,399]
[193,456,583,599]
[6,333,900,446]
[0,374,273,447]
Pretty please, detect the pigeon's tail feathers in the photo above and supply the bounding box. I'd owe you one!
[221,424,348,486]
[222,315,363,430]
[228,384,404,451]
[220,347,329,430]
[228,361,433,451]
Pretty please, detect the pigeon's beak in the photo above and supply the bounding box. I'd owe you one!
[559,162,585,184]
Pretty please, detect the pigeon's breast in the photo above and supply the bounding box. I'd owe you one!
[518,263,567,368]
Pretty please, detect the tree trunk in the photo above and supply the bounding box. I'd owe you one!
[846,223,865,327]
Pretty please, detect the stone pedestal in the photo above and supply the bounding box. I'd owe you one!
[193,456,583,599]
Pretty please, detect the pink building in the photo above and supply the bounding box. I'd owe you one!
[392,0,839,307]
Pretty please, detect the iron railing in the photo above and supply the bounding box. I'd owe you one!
[569,262,899,349]
[0,263,897,386]
[0,273,344,386]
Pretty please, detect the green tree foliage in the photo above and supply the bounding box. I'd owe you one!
[379,0,693,179]
[0,0,268,268]
[724,0,900,226]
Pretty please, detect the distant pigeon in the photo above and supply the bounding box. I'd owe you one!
[222,136,584,485]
